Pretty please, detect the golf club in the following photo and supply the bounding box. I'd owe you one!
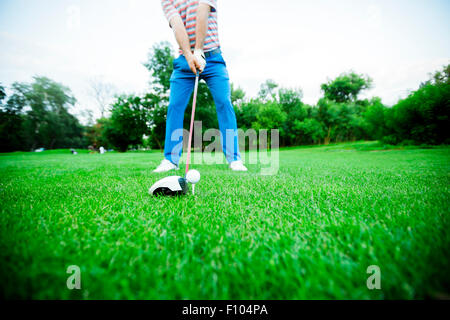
[149,71,201,196]
[185,71,199,175]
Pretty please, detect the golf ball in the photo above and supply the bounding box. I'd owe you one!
[186,169,201,184]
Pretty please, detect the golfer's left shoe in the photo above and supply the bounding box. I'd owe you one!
[153,159,179,173]
[230,160,248,172]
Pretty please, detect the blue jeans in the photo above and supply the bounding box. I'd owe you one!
[164,51,241,165]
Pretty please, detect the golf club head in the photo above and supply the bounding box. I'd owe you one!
[149,176,188,196]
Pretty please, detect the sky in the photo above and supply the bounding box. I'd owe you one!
[1,0,449,123]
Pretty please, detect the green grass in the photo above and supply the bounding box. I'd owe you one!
[0,143,449,299]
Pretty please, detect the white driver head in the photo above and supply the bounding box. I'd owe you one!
[149,176,187,196]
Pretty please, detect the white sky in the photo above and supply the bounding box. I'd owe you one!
[1,0,449,122]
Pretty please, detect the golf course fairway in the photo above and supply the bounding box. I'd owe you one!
[1,142,449,299]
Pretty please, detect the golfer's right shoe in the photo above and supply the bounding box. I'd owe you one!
[153,159,179,173]
[230,160,248,172]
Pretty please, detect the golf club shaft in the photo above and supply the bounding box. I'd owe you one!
[185,72,200,174]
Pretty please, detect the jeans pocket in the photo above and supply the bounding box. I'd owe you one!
[216,54,227,67]
[173,56,181,69]
[175,55,193,73]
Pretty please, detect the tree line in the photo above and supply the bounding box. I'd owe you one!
[1,42,448,153]
[0,77,84,152]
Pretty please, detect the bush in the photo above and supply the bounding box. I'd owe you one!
[293,118,326,144]
[105,95,151,152]
[252,101,287,135]
[384,78,450,145]
[363,97,388,140]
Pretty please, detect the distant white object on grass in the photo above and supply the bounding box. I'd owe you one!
[99,146,106,154]
[34,148,45,153]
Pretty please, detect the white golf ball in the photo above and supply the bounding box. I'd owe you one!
[186,169,201,184]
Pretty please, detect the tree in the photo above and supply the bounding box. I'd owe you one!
[251,101,287,148]
[383,65,450,145]
[2,77,84,151]
[321,72,373,103]
[0,84,5,105]
[143,42,174,96]
[258,79,278,102]
[88,77,116,118]
[236,99,260,130]
[316,98,364,144]
[293,118,326,145]
[278,87,303,113]
[0,83,25,152]
[427,64,450,86]
[105,93,162,151]
[363,97,388,140]
[277,87,308,146]
[231,83,246,108]
[84,117,111,149]
[252,101,287,134]
[147,95,167,150]
[316,98,336,144]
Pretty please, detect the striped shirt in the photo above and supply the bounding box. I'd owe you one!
[161,0,220,52]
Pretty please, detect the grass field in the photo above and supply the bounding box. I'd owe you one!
[0,142,449,299]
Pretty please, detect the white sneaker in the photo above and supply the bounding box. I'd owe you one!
[153,159,178,173]
[230,160,248,172]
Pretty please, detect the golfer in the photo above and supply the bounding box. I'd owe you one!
[154,0,247,173]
